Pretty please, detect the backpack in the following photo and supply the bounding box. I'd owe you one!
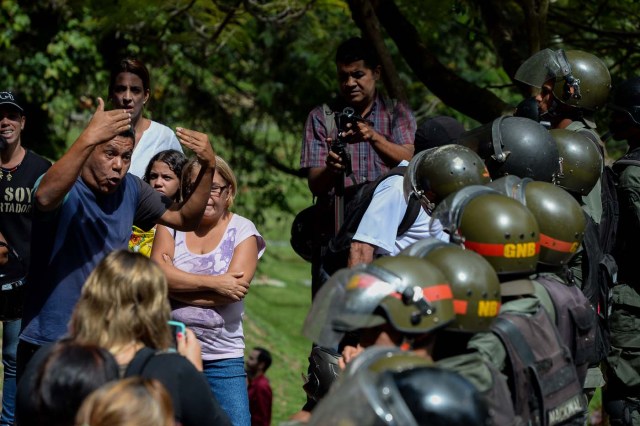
[564,122,619,364]
[579,212,617,364]
[611,147,640,269]
[491,303,586,426]
[322,166,421,275]
[534,274,598,386]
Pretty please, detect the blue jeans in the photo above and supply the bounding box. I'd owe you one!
[202,357,250,426]
[1,320,20,426]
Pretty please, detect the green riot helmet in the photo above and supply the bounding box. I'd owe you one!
[432,186,540,276]
[489,176,586,266]
[553,50,611,113]
[403,145,490,214]
[310,364,490,426]
[339,346,432,385]
[457,116,560,182]
[551,128,603,195]
[332,347,433,402]
[302,259,455,348]
[515,48,611,113]
[400,240,501,332]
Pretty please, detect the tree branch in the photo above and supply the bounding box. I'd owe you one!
[371,0,509,123]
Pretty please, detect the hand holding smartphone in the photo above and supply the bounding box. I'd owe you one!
[168,320,186,349]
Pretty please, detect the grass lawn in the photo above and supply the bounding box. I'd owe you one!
[244,240,313,425]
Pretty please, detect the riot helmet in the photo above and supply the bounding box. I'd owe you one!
[457,116,559,182]
[404,145,490,214]
[489,176,586,266]
[515,48,611,113]
[302,258,455,348]
[310,365,490,426]
[400,240,501,332]
[339,346,432,384]
[551,128,603,195]
[432,186,540,276]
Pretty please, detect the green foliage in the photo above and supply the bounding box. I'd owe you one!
[2,0,640,217]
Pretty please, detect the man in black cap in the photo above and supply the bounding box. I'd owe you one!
[0,91,51,426]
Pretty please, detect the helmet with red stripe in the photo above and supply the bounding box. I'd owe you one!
[432,186,540,277]
[366,256,455,335]
[488,176,585,266]
[399,239,501,332]
[302,257,455,348]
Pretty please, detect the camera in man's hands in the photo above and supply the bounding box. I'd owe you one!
[331,107,371,177]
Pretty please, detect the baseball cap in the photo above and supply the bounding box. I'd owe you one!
[0,92,24,113]
[414,116,465,154]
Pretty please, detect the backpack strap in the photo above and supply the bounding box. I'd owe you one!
[398,197,421,237]
[322,103,336,138]
[613,148,640,171]
[378,165,420,238]
[492,316,536,367]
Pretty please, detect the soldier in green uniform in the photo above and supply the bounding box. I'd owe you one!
[431,186,587,424]
[488,176,599,388]
[606,76,640,425]
[309,347,491,426]
[515,50,614,394]
[303,250,516,425]
[399,239,516,425]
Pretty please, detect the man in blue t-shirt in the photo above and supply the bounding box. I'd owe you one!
[16,98,217,376]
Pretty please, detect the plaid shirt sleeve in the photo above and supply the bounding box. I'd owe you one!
[390,100,417,146]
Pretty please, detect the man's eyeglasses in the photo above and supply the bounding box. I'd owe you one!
[185,183,229,197]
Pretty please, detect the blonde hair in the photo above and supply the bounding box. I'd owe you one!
[69,250,172,351]
[181,155,237,208]
[75,377,174,426]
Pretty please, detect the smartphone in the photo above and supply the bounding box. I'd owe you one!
[168,320,186,348]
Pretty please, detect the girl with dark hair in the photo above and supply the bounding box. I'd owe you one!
[108,58,183,178]
[129,149,187,256]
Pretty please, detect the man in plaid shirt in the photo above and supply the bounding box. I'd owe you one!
[299,36,416,298]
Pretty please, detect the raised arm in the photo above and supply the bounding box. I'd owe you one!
[156,128,216,231]
[34,98,131,211]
